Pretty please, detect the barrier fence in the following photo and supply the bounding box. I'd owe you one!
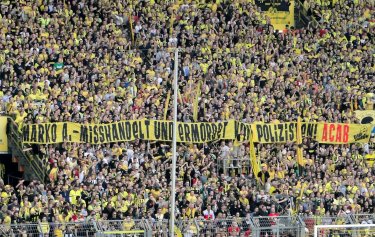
[203,218,253,236]
[301,214,353,234]
[96,219,150,237]
[300,214,375,237]
[0,215,374,236]
[0,223,40,237]
[252,215,305,237]
[349,214,375,225]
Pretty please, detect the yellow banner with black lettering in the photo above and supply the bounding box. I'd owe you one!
[22,120,373,145]
[22,120,234,144]
[251,123,297,143]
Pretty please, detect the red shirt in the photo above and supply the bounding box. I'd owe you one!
[132,16,139,22]
[268,213,279,225]
[304,217,315,230]
[319,29,328,37]
[269,213,279,217]
[228,226,240,235]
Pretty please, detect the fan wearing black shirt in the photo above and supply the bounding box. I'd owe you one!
[257,165,270,186]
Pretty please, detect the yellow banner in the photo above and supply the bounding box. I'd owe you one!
[0,117,8,153]
[264,0,295,31]
[249,132,260,180]
[22,120,233,144]
[250,122,372,144]
[312,123,373,144]
[22,120,373,145]
[251,123,297,143]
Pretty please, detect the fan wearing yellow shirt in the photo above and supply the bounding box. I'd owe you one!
[316,202,326,216]
[3,212,11,228]
[185,203,197,219]
[12,108,28,127]
[239,194,249,206]
[151,188,161,199]
[123,216,135,230]
[186,191,197,204]
[69,186,81,205]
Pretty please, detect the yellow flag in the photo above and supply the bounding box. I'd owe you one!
[299,182,307,200]
[0,117,8,153]
[170,14,175,35]
[249,132,260,180]
[296,117,305,166]
[128,8,134,44]
[193,82,202,121]
[164,91,171,120]
[175,226,183,237]
[178,89,183,104]
[295,182,307,212]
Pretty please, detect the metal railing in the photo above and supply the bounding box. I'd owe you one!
[96,219,151,237]
[0,223,40,237]
[50,221,97,237]
[176,219,200,236]
[350,214,375,224]
[252,215,305,237]
[148,219,170,236]
[0,218,286,236]
[295,0,320,28]
[0,215,374,236]
[6,117,45,182]
[197,218,253,236]
[300,214,355,236]
[0,220,150,237]
[222,157,251,176]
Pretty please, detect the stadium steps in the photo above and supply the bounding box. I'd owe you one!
[294,0,320,29]
[6,117,45,183]
[0,153,23,185]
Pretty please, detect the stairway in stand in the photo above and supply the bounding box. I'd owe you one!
[6,117,45,183]
[0,153,24,186]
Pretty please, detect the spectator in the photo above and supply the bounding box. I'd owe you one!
[228,221,241,237]
[203,205,215,220]
[258,165,270,187]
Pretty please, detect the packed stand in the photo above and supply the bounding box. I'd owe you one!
[0,0,374,235]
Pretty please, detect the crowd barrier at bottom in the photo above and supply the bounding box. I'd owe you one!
[0,214,374,237]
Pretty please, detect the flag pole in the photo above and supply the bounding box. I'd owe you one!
[169,48,179,237]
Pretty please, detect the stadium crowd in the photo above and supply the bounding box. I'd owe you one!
[0,0,374,235]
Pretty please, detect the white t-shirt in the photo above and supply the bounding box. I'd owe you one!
[221,145,230,158]
[203,209,215,220]
[127,149,134,160]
